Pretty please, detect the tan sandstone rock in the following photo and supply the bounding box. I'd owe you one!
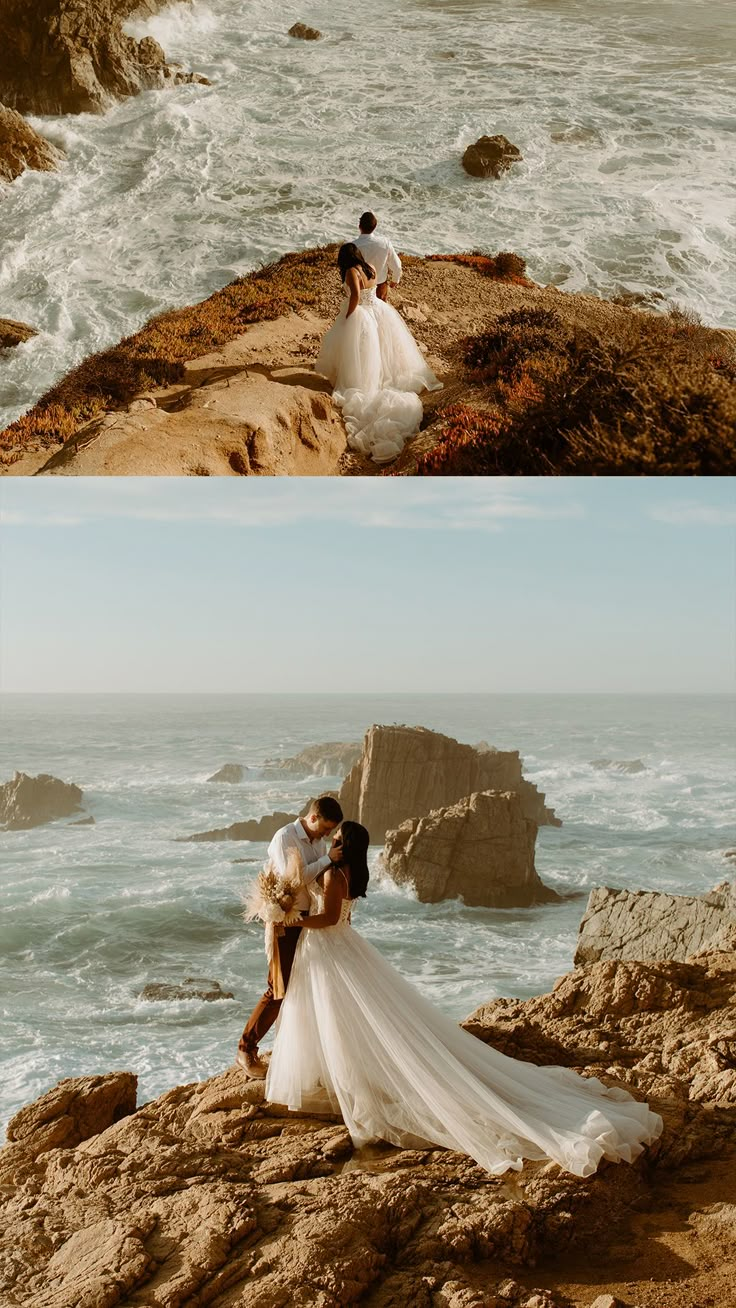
[0,770,84,829]
[33,355,346,476]
[383,790,559,907]
[0,316,39,347]
[0,105,63,183]
[574,882,736,965]
[0,0,207,117]
[338,725,559,844]
[1,955,734,1306]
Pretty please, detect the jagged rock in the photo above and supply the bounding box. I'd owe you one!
[68,814,95,825]
[0,770,83,828]
[138,978,234,1002]
[262,741,361,779]
[179,810,297,842]
[0,104,63,182]
[2,954,734,1306]
[206,763,245,784]
[0,0,208,117]
[590,758,646,774]
[338,725,559,844]
[383,790,559,908]
[0,316,39,347]
[288,22,321,40]
[574,882,736,965]
[462,135,522,179]
[5,1072,136,1155]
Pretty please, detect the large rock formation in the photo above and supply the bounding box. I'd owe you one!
[462,135,522,178]
[383,790,559,907]
[262,741,361,779]
[0,105,63,182]
[338,725,559,843]
[0,0,207,116]
[1,953,734,1307]
[574,882,736,965]
[0,771,83,828]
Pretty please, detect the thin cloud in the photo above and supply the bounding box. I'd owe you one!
[650,503,736,528]
[0,480,586,531]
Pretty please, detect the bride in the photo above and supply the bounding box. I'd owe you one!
[314,243,442,465]
[265,822,663,1178]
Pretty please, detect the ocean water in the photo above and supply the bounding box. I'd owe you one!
[1,0,735,429]
[1,692,734,1137]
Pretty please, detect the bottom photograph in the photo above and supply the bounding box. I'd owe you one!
[0,477,734,1308]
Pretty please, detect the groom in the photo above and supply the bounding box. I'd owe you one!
[236,794,344,1078]
[355,211,402,301]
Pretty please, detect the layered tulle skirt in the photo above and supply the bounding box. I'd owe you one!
[315,295,442,464]
[266,922,663,1178]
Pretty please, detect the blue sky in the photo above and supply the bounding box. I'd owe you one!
[0,478,734,693]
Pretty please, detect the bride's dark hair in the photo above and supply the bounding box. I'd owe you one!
[337,821,370,899]
[337,242,375,284]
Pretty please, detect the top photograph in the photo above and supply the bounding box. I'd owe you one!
[1,0,734,477]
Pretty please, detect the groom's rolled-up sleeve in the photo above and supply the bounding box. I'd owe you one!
[387,243,402,284]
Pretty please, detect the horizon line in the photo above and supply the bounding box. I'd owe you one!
[0,690,732,698]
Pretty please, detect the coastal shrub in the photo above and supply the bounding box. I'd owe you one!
[462,308,584,383]
[427,250,529,284]
[420,312,736,474]
[415,403,502,475]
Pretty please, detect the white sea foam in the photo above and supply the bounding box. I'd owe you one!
[1,693,734,1135]
[1,0,734,428]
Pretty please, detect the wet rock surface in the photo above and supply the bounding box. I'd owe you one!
[462,135,522,178]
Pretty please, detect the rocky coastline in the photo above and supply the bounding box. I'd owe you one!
[1,884,733,1308]
[0,0,206,183]
[2,244,733,478]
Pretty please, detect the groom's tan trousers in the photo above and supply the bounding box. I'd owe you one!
[239,921,304,1052]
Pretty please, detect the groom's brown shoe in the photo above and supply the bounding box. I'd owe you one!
[236,1045,267,1079]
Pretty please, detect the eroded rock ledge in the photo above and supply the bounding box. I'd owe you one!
[574,881,736,964]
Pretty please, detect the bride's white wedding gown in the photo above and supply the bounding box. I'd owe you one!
[315,287,442,464]
[265,897,663,1178]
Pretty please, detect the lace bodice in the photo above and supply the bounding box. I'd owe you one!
[342,285,377,304]
[338,897,353,926]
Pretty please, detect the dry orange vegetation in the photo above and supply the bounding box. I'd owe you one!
[417,304,736,476]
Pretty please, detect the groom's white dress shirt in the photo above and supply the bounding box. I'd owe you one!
[355,232,402,286]
[268,818,331,912]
